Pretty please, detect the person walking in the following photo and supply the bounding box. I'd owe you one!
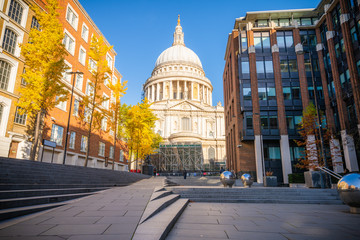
[153,168,157,177]
[183,169,187,179]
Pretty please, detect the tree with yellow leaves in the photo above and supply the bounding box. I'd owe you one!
[126,98,162,171]
[18,0,68,161]
[79,36,112,167]
[107,76,127,169]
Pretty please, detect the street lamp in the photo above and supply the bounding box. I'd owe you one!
[62,71,84,165]
[296,45,329,187]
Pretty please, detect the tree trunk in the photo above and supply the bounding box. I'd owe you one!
[30,110,43,161]
[112,108,118,171]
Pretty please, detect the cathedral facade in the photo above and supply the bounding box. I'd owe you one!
[143,16,226,171]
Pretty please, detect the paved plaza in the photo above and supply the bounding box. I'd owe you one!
[0,177,359,240]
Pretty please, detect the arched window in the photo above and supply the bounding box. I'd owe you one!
[8,0,23,24]
[208,147,215,161]
[181,117,190,131]
[31,16,40,30]
[2,28,17,54]
[0,60,11,90]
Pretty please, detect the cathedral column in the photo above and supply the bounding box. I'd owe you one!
[202,84,205,102]
[191,82,194,100]
[206,87,209,104]
[184,80,187,99]
[162,82,165,100]
[151,85,155,102]
[170,81,173,99]
[177,80,180,99]
[156,83,160,101]
[198,83,200,101]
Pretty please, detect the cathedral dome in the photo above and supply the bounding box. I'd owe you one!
[155,45,202,69]
[154,15,202,69]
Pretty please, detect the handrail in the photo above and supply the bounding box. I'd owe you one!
[317,166,342,180]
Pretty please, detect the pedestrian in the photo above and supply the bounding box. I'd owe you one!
[153,168,157,177]
[220,167,225,174]
[183,169,187,179]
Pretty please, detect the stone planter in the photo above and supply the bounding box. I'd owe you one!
[304,171,326,188]
[289,183,306,188]
[264,176,277,187]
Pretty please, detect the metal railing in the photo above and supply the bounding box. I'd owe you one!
[317,166,342,180]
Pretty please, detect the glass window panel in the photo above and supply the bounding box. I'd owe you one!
[256,61,265,74]
[309,35,317,47]
[277,35,285,48]
[265,61,273,73]
[292,87,301,99]
[254,37,262,49]
[301,18,312,26]
[246,116,253,129]
[69,132,76,149]
[258,87,267,100]
[285,35,294,48]
[262,36,270,48]
[340,73,345,84]
[283,87,291,100]
[269,147,281,159]
[260,116,269,129]
[241,37,247,52]
[0,60,11,90]
[2,28,17,54]
[8,0,23,24]
[288,59,298,72]
[294,116,302,127]
[241,61,250,74]
[286,116,294,129]
[279,19,290,26]
[280,60,289,73]
[267,87,276,100]
[269,116,278,129]
[258,20,268,27]
[14,107,26,125]
[243,88,252,100]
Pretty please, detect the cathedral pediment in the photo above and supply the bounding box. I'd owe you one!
[167,100,207,111]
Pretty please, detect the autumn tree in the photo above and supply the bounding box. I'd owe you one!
[125,98,162,171]
[295,103,340,170]
[79,36,112,167]
[18,0,68,160]
[107,76,128,169]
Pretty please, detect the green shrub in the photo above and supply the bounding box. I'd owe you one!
[288,173,305,183]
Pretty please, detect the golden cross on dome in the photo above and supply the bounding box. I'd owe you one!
[177,15,180,26]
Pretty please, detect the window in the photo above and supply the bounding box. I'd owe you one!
[279,19,290,27]
[86,82,94,95]
[254,32,270,52]
[14,107,26,125]
[258,87,267,100]
[292,87,300,99]
[288,59,298,72]
[2,28,17,54]
[0,60,11,90]
[73,99,79,116]
[50,124,64,146]
[119,149,124,162]
[8,0,23,24]
[280,60,289,73]
[75,74,83,90]
[79,46,86,65]
[283,87,291,100]
[256,61,265,74]
[31,17,40,30]
[246,115,253,129]
[81,24,89,42]
[257,20,268,27]
[89,58,97,71]
[99,142,105,156]
[69,132,76,149]
[267,87,276,101]
[21,67,26,85]
[241,34,247,52]
[62,62,72,82]
[102,94,109,109]
[276,31,293,50]
[104,73,110,88]
[301,18,312,26]
[63,32,75,55]
[286,116,294,129]
[241,61,249,74]
[101,117,107,131]
[265,61,273,74]
[106,54,113,69]
[81,135,88,152]
[55,95,67,111]
[109,146,114,159]
[269,116,278,129]
[66,5,78,29]
[351,27,358,43]
[243,88,251,101]
[181,117,190,131]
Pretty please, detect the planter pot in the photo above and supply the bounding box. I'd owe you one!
[264,176,277,187]
[289,183,306,188]
[304,171,326,188]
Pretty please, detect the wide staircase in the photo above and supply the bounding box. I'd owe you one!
[0,157,150,221]
[166,186,343,204]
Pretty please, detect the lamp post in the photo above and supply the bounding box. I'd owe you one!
[62,71,83,165]
[297,46,328,187]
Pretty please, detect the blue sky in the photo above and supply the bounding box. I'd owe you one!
[78,0,318,106]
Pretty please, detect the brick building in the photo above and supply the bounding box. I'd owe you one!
[0,0,127,170]
[224,0,360,184]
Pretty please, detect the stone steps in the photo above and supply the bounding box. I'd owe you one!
[0,157,150,221]
[166,187,343,204]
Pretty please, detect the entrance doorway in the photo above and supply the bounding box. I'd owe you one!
[8,141,19,158]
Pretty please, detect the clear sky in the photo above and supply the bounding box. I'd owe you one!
[78,0,318,106]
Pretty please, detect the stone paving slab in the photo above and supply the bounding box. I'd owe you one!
[0,178,165,239]
[167,202,360,240]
